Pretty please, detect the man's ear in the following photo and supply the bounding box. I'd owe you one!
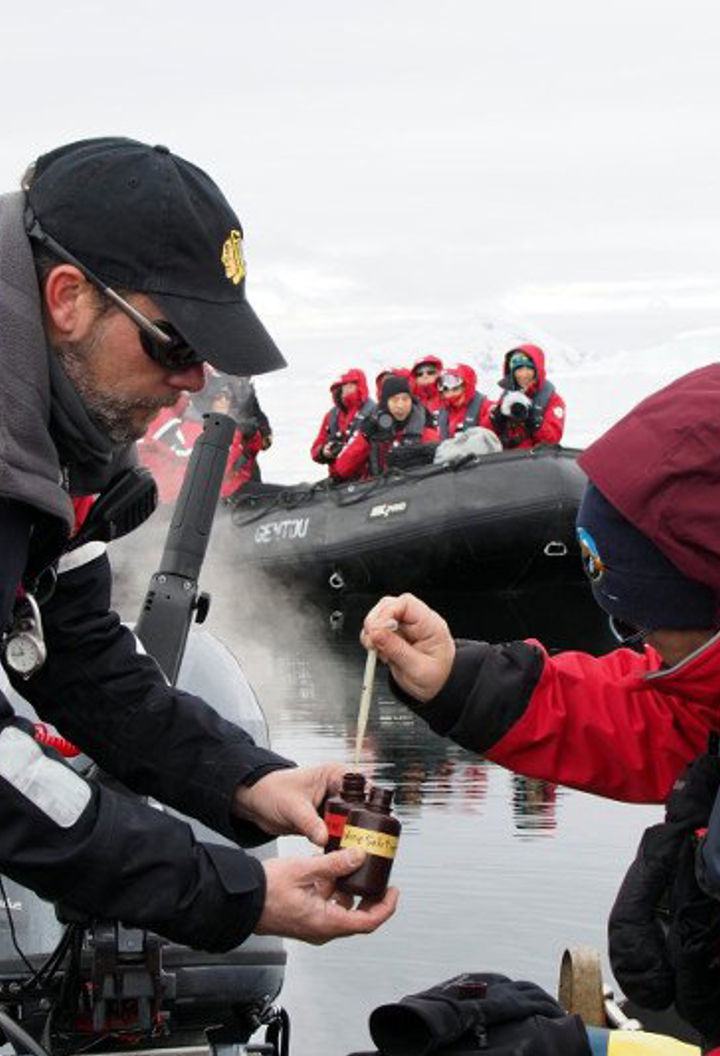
[43,265,96,339]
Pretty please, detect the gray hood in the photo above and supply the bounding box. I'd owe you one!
[0,191,73,530]
[0,192,135,535]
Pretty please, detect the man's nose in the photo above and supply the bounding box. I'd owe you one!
[167,363,206,392]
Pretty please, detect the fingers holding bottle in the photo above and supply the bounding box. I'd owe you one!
[256,849,399,945]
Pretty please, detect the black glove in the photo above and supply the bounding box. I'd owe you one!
[360,416,380,440]
[369,973,567,1056]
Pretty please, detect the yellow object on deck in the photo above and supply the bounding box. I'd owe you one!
[605,1031,699,1054]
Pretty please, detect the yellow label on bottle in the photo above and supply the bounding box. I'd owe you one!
[340,825,398,859]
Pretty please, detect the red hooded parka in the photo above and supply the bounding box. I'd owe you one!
[437,363,492,439]
[310,368,375,467]
[488,344,565,449]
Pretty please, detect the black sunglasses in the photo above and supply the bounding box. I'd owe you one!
[415,366,438,377]
[26,216,203,372]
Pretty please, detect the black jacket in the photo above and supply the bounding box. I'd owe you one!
[0,500,294,952]
[0,191,294,953]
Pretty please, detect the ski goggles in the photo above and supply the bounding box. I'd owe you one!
[439,372,464,390]
[26,217,204,372]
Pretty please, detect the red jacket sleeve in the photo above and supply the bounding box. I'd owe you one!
[311,411,332,463]
[486,643,712,801]
[394,638,719,804]
[330,432,370,481]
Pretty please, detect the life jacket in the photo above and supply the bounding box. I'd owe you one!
[327,398,376,445]
[369,402,428,476]
[437,392,487,440]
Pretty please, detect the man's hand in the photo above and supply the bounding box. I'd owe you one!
[361,593,456,702]
[256,849,399,944]
[233,763,346,846]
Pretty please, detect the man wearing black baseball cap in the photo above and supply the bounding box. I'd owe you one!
[0,138,396,956]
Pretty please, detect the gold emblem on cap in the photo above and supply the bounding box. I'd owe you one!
[221,230,246,286]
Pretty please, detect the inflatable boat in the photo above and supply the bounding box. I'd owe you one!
[230,446,588,595]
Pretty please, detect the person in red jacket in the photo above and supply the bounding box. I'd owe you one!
[436,363,492,440]
[311,368,375,471]
[410,355,444,417]
[375,366,412,402]
[362,364,720,1049]
[488,344,565,449]
[208,385,264,502]
[137,395,195,504]
[331,374,438,482]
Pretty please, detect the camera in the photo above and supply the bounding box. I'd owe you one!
[376,411,395,434]
[507,399,530,422]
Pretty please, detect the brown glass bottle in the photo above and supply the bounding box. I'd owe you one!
[323,772,367,852]
[337,786,401,898]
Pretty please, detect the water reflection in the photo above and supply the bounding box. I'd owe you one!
[512,776,559,834]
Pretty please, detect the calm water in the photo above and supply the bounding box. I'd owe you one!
[110,517,662,1056]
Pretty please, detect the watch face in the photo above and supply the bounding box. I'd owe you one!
[5,633,44,675]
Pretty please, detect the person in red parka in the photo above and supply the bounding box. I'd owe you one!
[137,394,195,504]
[375,366,412,403]
[331,374,438,482]
[488,344,565,449]
[436,363,493,440]
[361,362,720,1051]
[311,368,375,471]
[410,355,444,418]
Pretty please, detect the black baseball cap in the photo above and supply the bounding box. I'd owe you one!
[24,136,286,376]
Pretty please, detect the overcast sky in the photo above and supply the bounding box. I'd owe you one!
[3,1,720,432]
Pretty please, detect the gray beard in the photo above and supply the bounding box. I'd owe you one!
[55,342,177,444]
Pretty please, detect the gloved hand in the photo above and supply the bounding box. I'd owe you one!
[360,416,380,440]
[368,973,566,1056]
[499,390,532,418]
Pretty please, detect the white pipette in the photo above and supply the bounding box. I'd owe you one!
[354,618,398,764]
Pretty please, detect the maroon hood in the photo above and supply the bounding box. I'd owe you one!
[579,363,720,598]
[330,367,369,410]
[501,343,547,393]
